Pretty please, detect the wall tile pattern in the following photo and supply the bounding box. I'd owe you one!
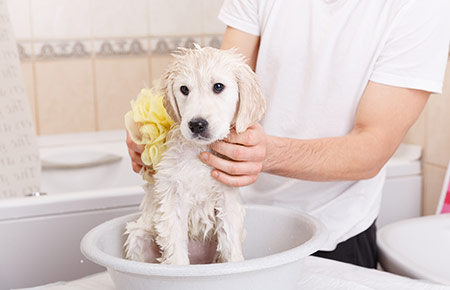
[7,0,225,134]
[6,0,450,216]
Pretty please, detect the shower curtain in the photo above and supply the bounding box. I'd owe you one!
[0,0,40,198]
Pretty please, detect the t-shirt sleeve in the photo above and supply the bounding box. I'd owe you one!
[370,0,450,94]
[218,0,260,36]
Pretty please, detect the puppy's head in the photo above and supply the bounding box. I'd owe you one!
[162,45,266,145]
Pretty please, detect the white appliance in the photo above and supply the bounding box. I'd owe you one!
[378,213,450,285]
[377,161,450,285]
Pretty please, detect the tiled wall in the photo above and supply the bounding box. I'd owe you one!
[6,0,225,135]
[6,0,450,215]
[404,62,450,215]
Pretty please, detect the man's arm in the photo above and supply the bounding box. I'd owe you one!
[204,81,429,186]
[262,81,429,181]
[221,26,260,70]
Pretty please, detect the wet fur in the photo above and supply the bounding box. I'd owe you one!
[124,46,265,265]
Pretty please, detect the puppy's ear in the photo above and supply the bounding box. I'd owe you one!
[234,64,266,133]
[161,69,181,123]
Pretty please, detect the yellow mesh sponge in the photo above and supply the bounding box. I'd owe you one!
[124,88,174,182]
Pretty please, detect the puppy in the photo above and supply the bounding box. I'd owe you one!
[124,46,266,265]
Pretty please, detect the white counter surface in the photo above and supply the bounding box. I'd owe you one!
[18,257,450,290]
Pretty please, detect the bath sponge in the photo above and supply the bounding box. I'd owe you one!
[124,88,174,182]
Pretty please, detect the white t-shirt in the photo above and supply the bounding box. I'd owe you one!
[219,0,450,250]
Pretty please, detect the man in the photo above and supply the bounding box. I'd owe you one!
[128,0,450,268]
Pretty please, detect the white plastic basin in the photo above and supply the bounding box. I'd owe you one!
[81,205,326,290]
[377,213,450,285]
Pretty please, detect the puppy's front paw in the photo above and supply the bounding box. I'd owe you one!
[158,253,190,265]
[124,221,160,263]
[214,252,244,264]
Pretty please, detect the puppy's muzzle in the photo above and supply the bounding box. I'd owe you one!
[188,118,209,137]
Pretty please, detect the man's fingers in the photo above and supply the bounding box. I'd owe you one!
[210,141,265,162]
[225,125,263,146]
[201,152,262,176]
[131,161,143,173]
[126,130,146,174]
[126,131,145,153]
[210,169,258,188]
[200,123,266,187]
[128,148,144,166]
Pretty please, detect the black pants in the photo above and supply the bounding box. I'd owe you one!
[312,221,378,269]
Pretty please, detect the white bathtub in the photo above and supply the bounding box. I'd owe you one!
[0,130,146,290]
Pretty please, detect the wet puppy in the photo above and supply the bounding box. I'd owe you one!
[124,46,266,265]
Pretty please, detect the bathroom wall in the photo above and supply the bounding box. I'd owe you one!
[404,62,450,215]
[6,0,225,135]
[6,0,450,215]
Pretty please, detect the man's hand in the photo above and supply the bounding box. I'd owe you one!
[200,123,267,187]
[126,131,146,173]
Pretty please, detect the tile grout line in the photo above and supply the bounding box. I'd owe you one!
[423,161,447,170]
[421,105,429,215]
[90,1,99,132]
[19,34,221,44]
[420,105,426,214]
[147,0,153,85]
[201,0,205,47]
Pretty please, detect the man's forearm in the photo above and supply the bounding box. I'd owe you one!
[263,130,395,181]
[261,83,430,183]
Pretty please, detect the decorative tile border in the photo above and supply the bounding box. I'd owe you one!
[150,36,203,56]
[15,35,224,61]
[94,38,147,58]
[204,35,223,49]
[17,41,32,61]
[33,40,91,60]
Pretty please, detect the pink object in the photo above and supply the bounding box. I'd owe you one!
[440,180,450,214]
[437,161,450,214]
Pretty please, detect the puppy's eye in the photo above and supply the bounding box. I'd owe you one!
[180,85,189,96]
[213,83,225,94]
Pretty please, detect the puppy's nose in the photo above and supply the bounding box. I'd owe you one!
[188,118,208,134]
